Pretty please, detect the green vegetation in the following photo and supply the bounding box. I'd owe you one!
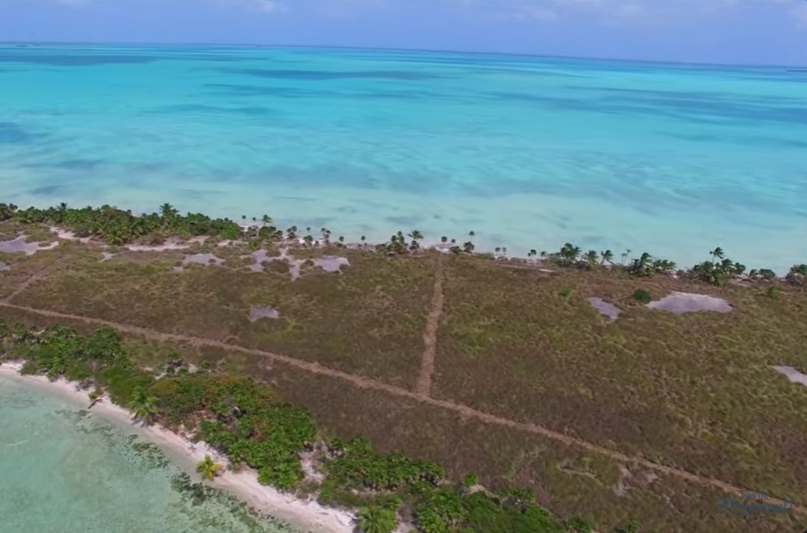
[0,202,248,244]
[197,456,224,481]
[357,505,397,533]
[632,289,652,304]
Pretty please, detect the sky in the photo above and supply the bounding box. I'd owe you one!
[0,0,805,66]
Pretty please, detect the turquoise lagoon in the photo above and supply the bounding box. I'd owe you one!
[0,374,300,533]
[0,45,806,271]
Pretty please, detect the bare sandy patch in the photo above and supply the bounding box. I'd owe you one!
[587,297,621,322]
[243,249,349,280]
[0,236,59,255]
[647,292,733,315]
[249,306,280,322]
[773,366,807,389]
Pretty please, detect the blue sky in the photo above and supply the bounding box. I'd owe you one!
[1,0,805,65]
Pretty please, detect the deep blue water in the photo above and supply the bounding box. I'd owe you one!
[1,44,806,271]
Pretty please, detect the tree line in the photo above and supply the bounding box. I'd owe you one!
[3,201,802,287]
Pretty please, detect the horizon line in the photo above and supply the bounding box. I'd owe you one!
[0,40,803,70]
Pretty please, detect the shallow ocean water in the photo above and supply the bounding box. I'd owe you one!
[1,44,806,271]
[0,375,299,533]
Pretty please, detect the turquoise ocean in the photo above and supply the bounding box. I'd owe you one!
[0,374,300,533]
[0,44,806,270]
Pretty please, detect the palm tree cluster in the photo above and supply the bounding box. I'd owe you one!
[543,244,677,277]
[378,230,424,254]
[0,202,256,245]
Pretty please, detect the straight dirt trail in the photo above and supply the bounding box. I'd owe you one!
[1,300,801,514]
[416,259,445,397]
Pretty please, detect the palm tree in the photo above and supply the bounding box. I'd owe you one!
[600,249,614,266]
[159,203,177,220]
[88,389,103,409]
[559,243,581,266]
[261,214,272,225]
[129,386,159,425]
[620,249,631,266]
[710,247,724,264]
[356,505,397,533]
[584,250,598,269]
[628,252,653,277]
[196,455,223,481]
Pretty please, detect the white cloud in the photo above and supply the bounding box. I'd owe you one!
[206,0,289,14]
[517,6,558,19]
[255,0,286,13]
[794,4,807,25]
[45,0,90,6]
[495,0,807,26]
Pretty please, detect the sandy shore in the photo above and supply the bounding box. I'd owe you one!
[0,362,356,533]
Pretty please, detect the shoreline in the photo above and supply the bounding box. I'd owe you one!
[0,362,356,533]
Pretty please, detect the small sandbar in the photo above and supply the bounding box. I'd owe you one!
[0,236,58,255]
[587,297,621,322]
[773,366,807,389]
[647,292,733,315]
[249,306,280,322]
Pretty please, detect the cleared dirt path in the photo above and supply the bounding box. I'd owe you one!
[0,300,800,514]
[416,259,445,397]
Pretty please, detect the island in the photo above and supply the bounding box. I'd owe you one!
[1,202,805,533]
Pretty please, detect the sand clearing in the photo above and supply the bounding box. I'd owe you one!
[648,292,733,315]
[773,366,807,389]
[175,253,226,271]
[243,249,349,280]
[0,363,355,533]
[587,297,621,322]
[249,306,280,322]
[126,240,191,252]
[0,236,59,255]
[50,227,92,244]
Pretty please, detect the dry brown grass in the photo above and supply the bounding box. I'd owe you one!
[9,246,436,388]
[3,227,807,532]
[434,256,807,502]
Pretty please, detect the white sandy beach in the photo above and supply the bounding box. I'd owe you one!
[0,362,356,533]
